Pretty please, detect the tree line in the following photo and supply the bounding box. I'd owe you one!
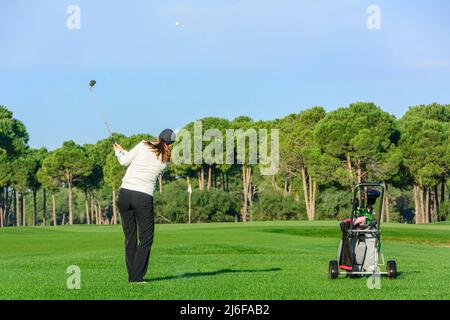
[0,102,449,227]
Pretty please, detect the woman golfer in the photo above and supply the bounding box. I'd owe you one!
[113,129,176,283]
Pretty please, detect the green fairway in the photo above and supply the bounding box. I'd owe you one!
[0,221,449,300]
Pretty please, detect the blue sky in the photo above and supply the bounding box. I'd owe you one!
[1,0,449,150]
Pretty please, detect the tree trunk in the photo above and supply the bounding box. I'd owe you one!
[425,187,429,224]
[16,191,21,227]
[112,187,117,225]
[198,168,203,191]
[22,194,26,227]
[0,200,3,228]
[356,160,362,184]
[13,190,16,226]
[5,187,11,226]
[94,198,99,225]
[301,166,311,220]
[311,179,317,220]
[346,153,353,187]
[221,172,225,191]
[12,190,16,226]
[85,191,90,225]
[309,175,313,219]
[43,189,47,226]
[246,166,252,207]
[413,185,418,224]
[283,179,288,198]
[98,202,102,224]
[52,194,57,226]
[68,181,73,225]
[271,176,278,192]
[416,186,421,224]
[33,189,37,227]
[1,186,7,227]
[385,185,390,223]
[0,190,3,228]
[241,165,248,223]
[418,186,425,224]
[5,187,8,226]
[207,166,211,191]
[207,166,212,191]
[91,194,95,225]
[201,167,205,191]
[226,173,229,192]
[433,185,439,222]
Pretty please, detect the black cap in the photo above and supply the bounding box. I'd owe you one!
[159,129,176,145]
[367,189,381,206]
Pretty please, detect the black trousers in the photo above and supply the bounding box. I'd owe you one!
[117,188,155,282]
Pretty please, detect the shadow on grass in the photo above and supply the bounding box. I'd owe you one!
[148,267,282,282]
[341,271,415,280]
[394,271,420,279]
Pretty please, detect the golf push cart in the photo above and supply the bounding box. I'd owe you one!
[329,183,397,279]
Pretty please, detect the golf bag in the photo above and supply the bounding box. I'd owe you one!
[337,222,379,272]
[354,231,378,272]
[338,219,353,270]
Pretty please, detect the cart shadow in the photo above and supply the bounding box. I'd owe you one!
[394,271,419,278]
[148,267,282,282]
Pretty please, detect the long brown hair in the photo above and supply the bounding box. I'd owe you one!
[144,139,172,163]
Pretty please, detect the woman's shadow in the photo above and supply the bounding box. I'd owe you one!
[147,267,282,282]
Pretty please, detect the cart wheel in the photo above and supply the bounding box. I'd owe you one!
[329,260,339,279]
[387,260,397,279]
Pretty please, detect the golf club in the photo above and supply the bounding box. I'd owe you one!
[88,80,116,143]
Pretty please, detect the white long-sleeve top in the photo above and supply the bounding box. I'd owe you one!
[116,140,167,196]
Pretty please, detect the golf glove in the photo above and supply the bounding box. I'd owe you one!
[115,150,126,158]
